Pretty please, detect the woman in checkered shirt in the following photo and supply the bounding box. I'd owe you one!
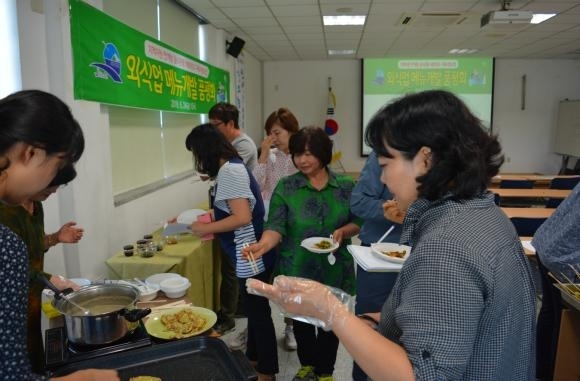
[247,89,536,381]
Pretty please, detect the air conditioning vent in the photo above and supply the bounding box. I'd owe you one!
[397,12,468,27]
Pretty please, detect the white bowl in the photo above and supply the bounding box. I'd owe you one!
[159,276,191,298]
[137,283,160,302]
[145,272,181,288]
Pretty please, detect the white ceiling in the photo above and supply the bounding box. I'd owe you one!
[175,0,580,61]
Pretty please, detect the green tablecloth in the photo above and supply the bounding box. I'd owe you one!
[106,233,220,310]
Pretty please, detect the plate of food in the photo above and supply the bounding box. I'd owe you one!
[144,306,217,340]
[301,237,339,254]
[370,243,412,264]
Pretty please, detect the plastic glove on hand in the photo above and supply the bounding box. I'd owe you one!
[246,275,354,330]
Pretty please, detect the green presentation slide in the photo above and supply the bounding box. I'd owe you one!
[362,57,494,155]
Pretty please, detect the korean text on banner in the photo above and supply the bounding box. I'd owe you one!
[69,0,229,114]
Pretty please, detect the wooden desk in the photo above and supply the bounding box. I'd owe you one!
[554,309,580,380]
[490,188,571,199]
[501,207,556,219]
[106,234,219,310]
[491,174,579,188]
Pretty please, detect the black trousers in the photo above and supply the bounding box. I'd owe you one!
[240,269,279,375]
[535,256,563,381]
[293,319,340,376]
[218,244,238,322]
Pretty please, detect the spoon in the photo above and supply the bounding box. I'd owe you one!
[376,225,395,244]
[327,234,337,265]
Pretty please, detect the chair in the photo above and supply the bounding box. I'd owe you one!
[499,179,535,189]
[499,180,535,207]
[546,176,580,208]
[510,217,547,237]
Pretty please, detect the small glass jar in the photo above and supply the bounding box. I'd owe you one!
[137,241,157,258]
[164,235,179,245]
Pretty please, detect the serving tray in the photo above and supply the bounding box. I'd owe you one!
[49,336,256,381]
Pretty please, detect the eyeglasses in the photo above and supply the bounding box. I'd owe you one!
[211,120,225,128]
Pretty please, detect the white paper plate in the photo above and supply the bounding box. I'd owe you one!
[300,237,339,254]
[370,243,412,264]
[145,273,181,287]
[176,209,207,225]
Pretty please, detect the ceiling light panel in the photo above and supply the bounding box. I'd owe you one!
[323,15,366,26]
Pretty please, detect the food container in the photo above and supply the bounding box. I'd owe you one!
[137,283,160,302]
[123,244,135,256]
[50,283,151,345]
[160,276,191,298]
[164,234,179,245]
[137,241,157,258]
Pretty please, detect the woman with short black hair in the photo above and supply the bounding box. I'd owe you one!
[247,90,536,381]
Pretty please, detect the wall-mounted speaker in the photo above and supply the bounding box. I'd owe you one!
[226,37,245,58]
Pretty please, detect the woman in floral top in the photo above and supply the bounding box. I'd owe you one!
[243,126,361,381]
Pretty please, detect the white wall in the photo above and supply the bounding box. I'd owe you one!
[493,59,580,173]
[15,0,262,279]
[263,58,580,174]
[263,60,367,172]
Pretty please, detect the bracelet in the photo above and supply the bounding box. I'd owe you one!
[48,233,59,247]
[357,314,379,326]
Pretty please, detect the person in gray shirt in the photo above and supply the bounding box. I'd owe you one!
[209,102,258,170]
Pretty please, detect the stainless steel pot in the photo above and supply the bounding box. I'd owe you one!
[51,283,151,345]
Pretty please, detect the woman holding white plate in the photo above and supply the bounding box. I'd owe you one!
[246,90,536,381]
[242,126,361,381]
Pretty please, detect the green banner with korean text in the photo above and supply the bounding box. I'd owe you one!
[69,0,229,114]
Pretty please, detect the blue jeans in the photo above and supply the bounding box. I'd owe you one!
[353,247,399,381]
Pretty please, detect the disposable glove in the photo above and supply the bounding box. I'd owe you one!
[247,275,354,331]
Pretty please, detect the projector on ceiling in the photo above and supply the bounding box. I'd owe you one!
[480,10,533,28]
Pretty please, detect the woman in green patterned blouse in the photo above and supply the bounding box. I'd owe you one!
[242,126,361,381]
